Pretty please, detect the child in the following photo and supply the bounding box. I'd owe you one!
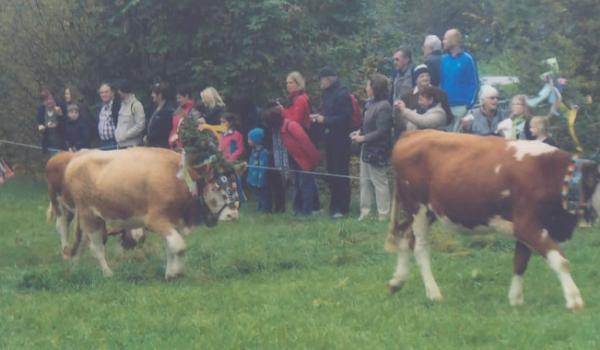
[218,113,245,162]
[529,116,557,147]
[65,104,90,151]
[218,112,246,202]
[247,128,271,212]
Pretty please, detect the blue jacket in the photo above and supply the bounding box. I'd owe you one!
[247,146,269,188]
[441,51,479,108]
[65,117,91,150]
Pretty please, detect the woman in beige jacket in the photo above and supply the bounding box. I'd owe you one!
[394,86,447,131]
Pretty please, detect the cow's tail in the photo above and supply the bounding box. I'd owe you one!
[46,187,61,224]
[46,202,57,224]
[384,182,401,252]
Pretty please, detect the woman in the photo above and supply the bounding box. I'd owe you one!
[508,94,534,140]
[278,71,320,211]
[199,87,226,125]
[169,85,200,149]
[36,88,66,153]
[263,104,320,216]
[146,82,174,148]
[394,86,448,131]
[280,71,311,130]
[351,74,392,221]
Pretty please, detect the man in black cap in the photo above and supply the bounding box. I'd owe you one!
[312,66,353,218]
[398,64,453,127]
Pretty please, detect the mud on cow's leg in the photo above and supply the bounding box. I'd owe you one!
[508,241,531,306]
[514,224,583,312]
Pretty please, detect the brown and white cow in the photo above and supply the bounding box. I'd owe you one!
[56,147,242,279]
[385,130,600,311]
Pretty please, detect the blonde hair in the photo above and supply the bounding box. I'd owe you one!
[200,87,225,109]
[511,94,531,117]
[530,116,550,136]
[287,71,306,91]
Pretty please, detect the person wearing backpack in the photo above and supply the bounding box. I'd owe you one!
[263,105,320,217]
[312,66,353,219]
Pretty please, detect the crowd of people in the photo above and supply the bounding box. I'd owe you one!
[35,28,558,220]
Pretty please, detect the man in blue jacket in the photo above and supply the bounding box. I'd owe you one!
[313,66,353,218]
[441,29,479,131]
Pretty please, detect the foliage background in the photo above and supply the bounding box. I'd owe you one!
[2,0,600,169]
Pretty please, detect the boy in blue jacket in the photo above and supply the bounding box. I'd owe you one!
[247,128,271,212]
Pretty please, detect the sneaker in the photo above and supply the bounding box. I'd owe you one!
[332,212,344,219]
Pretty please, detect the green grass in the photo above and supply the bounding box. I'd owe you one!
[1,179,600,349]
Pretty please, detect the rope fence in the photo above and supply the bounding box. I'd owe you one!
[0,139,360,180]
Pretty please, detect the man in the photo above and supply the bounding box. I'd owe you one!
[423,35,443,87]
[96,83,121,150]
[400,64,453,127]
[115,80,145,148]
[390,47,414,138]
[462,85,508,136]
[441,29,479,131]
[312,66,353,218]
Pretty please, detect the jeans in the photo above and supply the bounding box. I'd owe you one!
[325,141,351,215]
[291,160,317,216]
[252,186,271,212]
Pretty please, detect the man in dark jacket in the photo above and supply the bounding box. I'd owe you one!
[423,35,443,87]
[313,66,353,218]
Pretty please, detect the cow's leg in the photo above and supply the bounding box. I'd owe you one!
[388,229,413,294]
[164,229,186,280]
[55,211,70,260]
[515,226,583,311]
[80,212,113,277]
[508,241,531,306]
[412,205,442,301]
[148,219,187,280]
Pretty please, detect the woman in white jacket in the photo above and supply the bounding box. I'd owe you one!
[394,86,447,131]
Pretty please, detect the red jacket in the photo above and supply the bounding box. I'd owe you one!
[219,129,245,162]
[169,100,195,149]
[280,119,320,171]
[282,91,311,130]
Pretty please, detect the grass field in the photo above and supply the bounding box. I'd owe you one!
[1,179,600,349]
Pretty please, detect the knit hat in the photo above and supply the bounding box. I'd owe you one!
[318,66,337,79]
[413,64,429,79]
[248,128,264,145]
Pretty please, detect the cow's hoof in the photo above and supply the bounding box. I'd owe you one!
[384,235,400,253]
[509,297,524,306]
[426,290,443,302]
[567,299,584,313]
[102,269,114,278]
[165,272,184,281]
[388,282,404,295]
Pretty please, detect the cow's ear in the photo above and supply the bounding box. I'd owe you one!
[233,162,247,176]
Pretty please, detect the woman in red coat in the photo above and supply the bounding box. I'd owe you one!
[169,85,196,149]
[280,71,311,130]
[263,105,320,216]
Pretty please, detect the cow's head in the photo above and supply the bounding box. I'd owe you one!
[193,162,246,226]
[580,161,600,222]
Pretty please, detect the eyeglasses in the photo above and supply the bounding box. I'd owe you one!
[488,96,499,100]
